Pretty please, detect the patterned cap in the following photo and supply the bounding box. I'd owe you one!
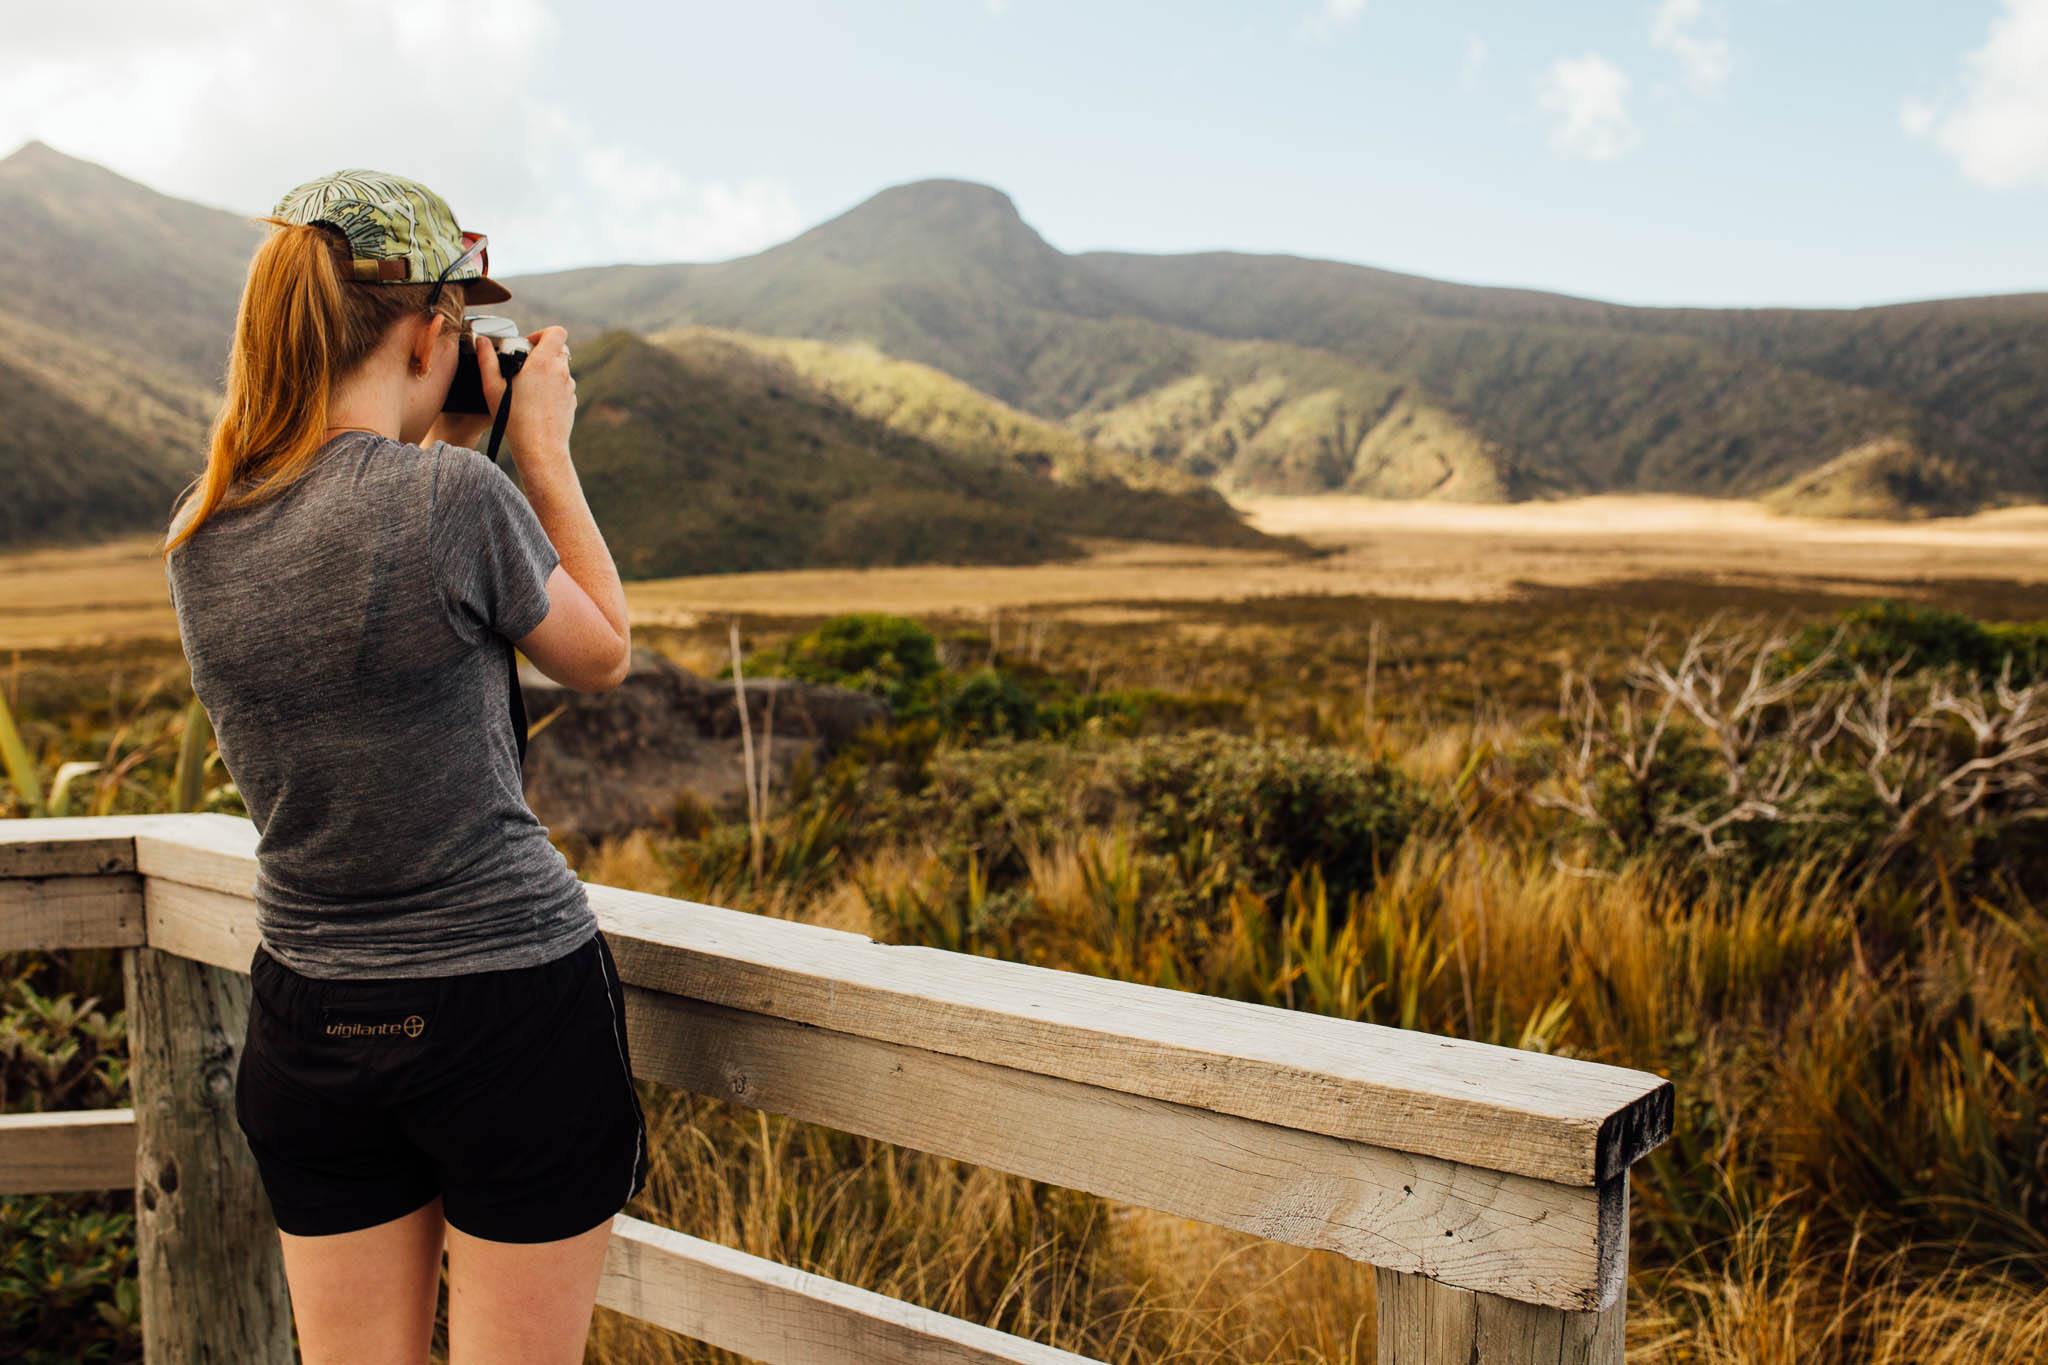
[272,169,511,305]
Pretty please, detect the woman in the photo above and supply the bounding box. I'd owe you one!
[161,169,645,1364]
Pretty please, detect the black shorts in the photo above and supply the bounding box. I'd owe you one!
[235,929,650,1243]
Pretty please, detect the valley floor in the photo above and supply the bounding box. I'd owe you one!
[6,496,2046,650]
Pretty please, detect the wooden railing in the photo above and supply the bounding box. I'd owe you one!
[1,813,1673,1363]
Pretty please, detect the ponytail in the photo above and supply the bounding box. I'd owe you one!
[162,218,462,555]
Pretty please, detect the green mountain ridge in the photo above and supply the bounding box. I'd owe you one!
[4,139,2043,563]
[650,324,1204,493]
[570,329,1284,575]
[510,176,2047,513]
[0,144,1281,564]
[0,306,216,550]
[0,140,258,387]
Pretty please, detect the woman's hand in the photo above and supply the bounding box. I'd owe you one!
[479,327,577,476]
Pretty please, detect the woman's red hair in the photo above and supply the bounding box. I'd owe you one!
[161,218,462,555]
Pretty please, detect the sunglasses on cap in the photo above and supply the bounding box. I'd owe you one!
[426,231,489,310]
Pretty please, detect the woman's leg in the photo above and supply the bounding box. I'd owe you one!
[444,1214,615,1365]
[276,1193,448,1365]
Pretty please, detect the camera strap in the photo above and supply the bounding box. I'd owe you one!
[481,376,529,770]
[484,376,514,467]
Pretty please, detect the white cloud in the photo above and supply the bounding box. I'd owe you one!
[0,0,802,272]
[1294,0,1364,40]
[1650,0,1731,93]
[1536,53,1641,160]
[1463,35,1489,88]
[1906,0,2048,188]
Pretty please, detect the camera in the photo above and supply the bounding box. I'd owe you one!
[442,315,532,414]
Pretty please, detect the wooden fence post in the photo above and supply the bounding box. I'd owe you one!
[122,944,294,1362]
[1372,1177,1628,1364]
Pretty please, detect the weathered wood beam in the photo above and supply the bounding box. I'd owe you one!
[0,1108,136,1193]
[598,1213,1103,1364]
[88,821,1672,1187]
[0,873,143,950]
[626,989,1626,1311]
[140,876,263,974]
[122,944,292,1361]
[595,883,1671,1187]
[1374,1178,1628,1364]
[0,827,144,877]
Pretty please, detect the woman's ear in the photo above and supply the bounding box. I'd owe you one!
[409,311,447,379]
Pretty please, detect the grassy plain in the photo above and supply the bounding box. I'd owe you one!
[8,495,2047,652]
[4,496,2047,1363]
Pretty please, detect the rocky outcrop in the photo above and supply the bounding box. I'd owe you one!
[518,648,887,844]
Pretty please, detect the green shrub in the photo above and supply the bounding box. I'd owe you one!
[0,960,138,1363]
[936,669,1040,741]
[1113,732,1421,910]
[1034,687,1250,739]
[1784,600,2048,684]
[770,613,940,710]
[898,731,1422,918]
[1,1196,139,1364]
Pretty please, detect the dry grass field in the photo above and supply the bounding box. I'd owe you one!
[7,496,2047,650]
[8,496,2048,1363]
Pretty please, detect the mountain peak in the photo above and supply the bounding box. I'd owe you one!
[779,176,1062,276]
[862,177,1024,220]
[1,138,87,176]
[1,139,169,199]
[3,138,61,161]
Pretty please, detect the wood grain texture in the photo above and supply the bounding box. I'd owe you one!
[589,885,1671,1187]
[3,818,1672,1186]
[0,1108,135,1193]
[627,988,1626,1310]
[0,830,140,878]
[132,814,260,896]
[598,1213,1104,1363]
[0,873,143,950]
[141,876,262,974]
[122,945,293,1361]
[1373,1179,1628,1362]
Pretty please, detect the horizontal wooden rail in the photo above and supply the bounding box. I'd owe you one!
[625,987,1629,1308]
[598,1213,1100,1363]
[3,814,1669,1361]
[0,1109,136,1193]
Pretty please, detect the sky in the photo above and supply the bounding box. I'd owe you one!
[3,0,2045,309]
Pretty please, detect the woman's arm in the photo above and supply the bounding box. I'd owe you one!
[479,327,631,666]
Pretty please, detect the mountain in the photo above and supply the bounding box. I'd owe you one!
[0,144,1282,562]
[656,325,1208,493]
[511,178,2048,512]
[0,140,258,387]
[566,330,1281,576]
[0,142,262,549]
[1076,252,2038,500]
[6,141,2043,559]
[0,307,214,548]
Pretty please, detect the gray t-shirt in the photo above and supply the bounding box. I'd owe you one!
[164,431,597,979]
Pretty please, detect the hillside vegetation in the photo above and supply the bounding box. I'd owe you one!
[7,141,2046,554]
[651,325,1203,493]
[0,145,1283,564]
[567,330,1285,577]
[8,584,2048,1361]
[1764,435,1990,519]
[0,309,213,549]
[513,178,2047,513]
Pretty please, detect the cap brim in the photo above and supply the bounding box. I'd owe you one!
[463,277,512,306]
